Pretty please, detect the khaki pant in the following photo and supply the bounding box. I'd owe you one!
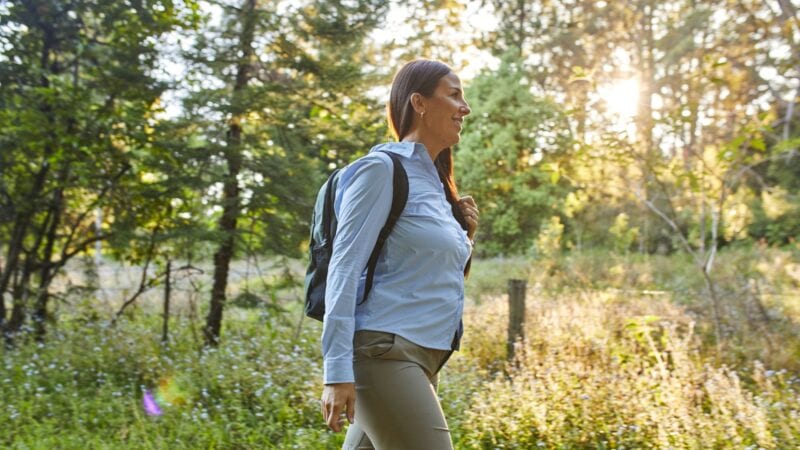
[342,330,454,450]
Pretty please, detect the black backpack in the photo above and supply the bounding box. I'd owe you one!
[303,150,408,321]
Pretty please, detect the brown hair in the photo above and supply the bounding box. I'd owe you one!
[388,60,471,274]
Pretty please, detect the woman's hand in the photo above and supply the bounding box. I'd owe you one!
[321,382,355,432]
[458,195,479,240]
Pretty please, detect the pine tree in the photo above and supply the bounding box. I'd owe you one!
[457,53,572,255]
[177,0,390,346]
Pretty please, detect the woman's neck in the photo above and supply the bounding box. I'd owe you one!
[401,131,444,162]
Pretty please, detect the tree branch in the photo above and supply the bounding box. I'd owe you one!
[632,183,703,268]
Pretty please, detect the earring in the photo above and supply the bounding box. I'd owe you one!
[420,111,425,117]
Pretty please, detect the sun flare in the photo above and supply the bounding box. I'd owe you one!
[599,78,640,119]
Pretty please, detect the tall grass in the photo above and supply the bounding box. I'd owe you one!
[2,247,798,448]
[467,246,800,371]
[447,290,799,448]
[1,315,338,449]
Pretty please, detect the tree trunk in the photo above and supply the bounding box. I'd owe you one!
[634,0,656,254]
[0,162,50,331]
[162,259,171,345]
[515,0,527,55]
[635,0,655,155]
[5,255,34,343]
[0,258,3,331]
[203,0,257,347]
[701,269,722,346]
[1,5,59,333]
[33,176,66,341]
[5,192,56,342]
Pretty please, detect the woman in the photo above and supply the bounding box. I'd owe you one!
[320,59,478,450]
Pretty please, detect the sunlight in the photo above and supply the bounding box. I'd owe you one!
[598,78,640,119]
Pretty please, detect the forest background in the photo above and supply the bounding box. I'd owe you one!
[1,0,799,448]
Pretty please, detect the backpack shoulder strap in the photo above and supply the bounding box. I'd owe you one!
[359,150,408,305]
[320,168,341,247]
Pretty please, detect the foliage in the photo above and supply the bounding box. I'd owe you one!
[178,0,393,257]
[533,215,564,259]
[2,248,800,448]
[458,53,572,256]
[475,0,800,255]
[109,0,394,345]
[2,0,798,340]
[1,0,799,444]
[749,137,800,244]
[467,247,800,370]
[609,213,639,254]
[456,293,799,449]
[0,0,200,337]
[0,313,341,449]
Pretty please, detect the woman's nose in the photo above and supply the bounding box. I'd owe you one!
[460,103,471,116]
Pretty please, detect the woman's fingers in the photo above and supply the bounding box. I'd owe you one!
[458,196,479,220]
[459,195,477,209]
[323,398,343,432]
[346,394,355,424]
[328,409,343,432]
[321,388,337,431]
[459,204,478,216]
[321,383,355,432]
[460,205,479,224]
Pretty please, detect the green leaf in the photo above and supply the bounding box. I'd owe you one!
[751,137,766,152]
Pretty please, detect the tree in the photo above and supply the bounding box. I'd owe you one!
[0,0,197,341]
[457,53,572,256]
[178,0,391,346]
[478,0,798,255]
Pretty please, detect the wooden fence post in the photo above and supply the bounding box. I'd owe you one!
[507,279,527,362]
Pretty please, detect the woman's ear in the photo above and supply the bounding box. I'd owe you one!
[409,92,426,116]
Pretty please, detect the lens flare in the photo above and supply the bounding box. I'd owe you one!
[142,376,188,416]
[156,376,188,406]
[143,390,162,416]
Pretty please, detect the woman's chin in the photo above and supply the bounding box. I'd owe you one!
[447,133,461,147]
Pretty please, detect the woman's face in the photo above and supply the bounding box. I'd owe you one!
[421,72,471,149]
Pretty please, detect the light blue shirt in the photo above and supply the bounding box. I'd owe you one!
[321,141,473,384]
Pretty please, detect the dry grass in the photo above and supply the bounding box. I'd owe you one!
[442,283,800,448]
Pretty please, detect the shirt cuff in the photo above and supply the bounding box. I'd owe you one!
[324,357,355,384]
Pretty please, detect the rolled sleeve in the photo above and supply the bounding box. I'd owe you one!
[321,154,393,384]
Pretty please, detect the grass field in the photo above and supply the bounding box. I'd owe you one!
[2,247,799,448]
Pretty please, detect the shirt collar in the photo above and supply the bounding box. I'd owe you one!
[369,141,424,159]
[370,141,442,184]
